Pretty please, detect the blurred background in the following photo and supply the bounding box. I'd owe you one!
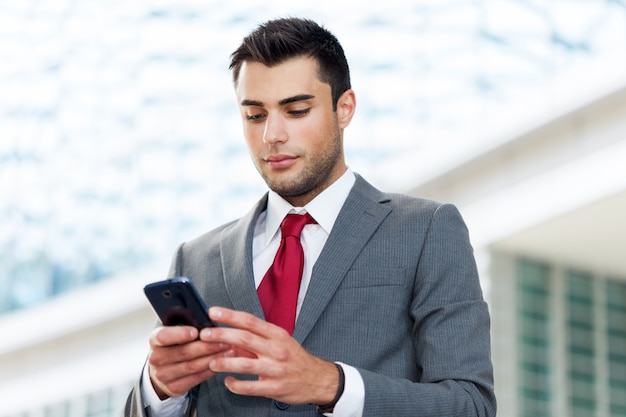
[1,1,625,416]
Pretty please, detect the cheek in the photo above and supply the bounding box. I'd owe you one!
[308,115,338,147]
[297,113,333,143]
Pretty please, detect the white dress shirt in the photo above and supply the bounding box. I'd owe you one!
[142,169,364,417]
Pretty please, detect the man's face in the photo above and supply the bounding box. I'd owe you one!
[235,56,355,207]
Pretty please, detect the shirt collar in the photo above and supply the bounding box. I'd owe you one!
[264,169,356,245]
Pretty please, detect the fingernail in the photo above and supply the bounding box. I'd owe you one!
[210,307,222,318]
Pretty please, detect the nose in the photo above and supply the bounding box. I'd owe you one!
[262,113,287,145]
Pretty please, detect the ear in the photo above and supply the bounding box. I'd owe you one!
[336,89,356,129]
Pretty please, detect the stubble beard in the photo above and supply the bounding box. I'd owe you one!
[259,131,344,203]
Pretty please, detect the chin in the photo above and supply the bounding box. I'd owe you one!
[267,179,307,198]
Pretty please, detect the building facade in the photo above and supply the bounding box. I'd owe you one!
[407,63,626,417]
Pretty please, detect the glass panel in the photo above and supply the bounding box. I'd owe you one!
[567,270,596,416]
[86,389,112,417]
[607,279,626,417]
[517,258,552,417]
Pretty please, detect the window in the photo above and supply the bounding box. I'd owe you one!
[566,270,596,417]
[517,259,552,417]
[607,280,626,417]
[515,258,626,417]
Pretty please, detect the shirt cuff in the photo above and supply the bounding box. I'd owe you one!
[141,363,190,417]
[323,362,364,417]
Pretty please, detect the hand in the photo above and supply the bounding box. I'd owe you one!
[147,325,232,399]
[200,307,339,405]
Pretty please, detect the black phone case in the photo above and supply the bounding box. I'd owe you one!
[143,277,215,329]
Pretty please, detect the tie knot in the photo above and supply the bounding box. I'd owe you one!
[280,213,316,238]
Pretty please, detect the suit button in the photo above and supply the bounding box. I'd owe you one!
[274,400,290,410]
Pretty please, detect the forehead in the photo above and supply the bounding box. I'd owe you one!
[235,56,330,104]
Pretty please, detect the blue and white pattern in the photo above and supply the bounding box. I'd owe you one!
[1,0,625,312]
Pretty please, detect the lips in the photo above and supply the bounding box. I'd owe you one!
[265,154,298,169]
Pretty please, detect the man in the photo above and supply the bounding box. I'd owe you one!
[122,17,496,417]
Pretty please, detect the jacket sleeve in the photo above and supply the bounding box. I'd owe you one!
[119,370,199,417]
[120,376,148,417]
[359,204,496,417]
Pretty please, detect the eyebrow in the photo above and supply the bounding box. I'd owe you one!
[240,94,315,107]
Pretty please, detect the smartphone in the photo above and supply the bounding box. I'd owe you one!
[143,277,215,329]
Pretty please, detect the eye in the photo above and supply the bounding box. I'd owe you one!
[288,108,311,117]
[246,112,266,122]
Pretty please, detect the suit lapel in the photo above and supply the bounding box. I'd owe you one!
[220,194,267,318]
[218,177,390,338]
[293,176,391,343]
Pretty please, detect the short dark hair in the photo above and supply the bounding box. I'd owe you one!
[229,17,351,110]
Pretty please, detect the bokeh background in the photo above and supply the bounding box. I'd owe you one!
[1,1,625,416]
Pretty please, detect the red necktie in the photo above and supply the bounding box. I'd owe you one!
[257,213,316,334]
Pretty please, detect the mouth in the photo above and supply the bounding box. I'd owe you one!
[264,154,298,170]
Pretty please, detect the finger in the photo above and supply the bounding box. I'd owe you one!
[152,349,227,380]
[150,361,218,398]
[199,325,285,360]
[208,354,269,377]
[150,325,198,347]
[150,347,236,397]
[218,357,339,405]
[208,307,281,337]
[231,346,258,359]
[206,307,291,350]
[150,339,231,366]
[222,375,283,398]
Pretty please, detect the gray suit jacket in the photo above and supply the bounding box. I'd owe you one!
[122,175,496,417]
